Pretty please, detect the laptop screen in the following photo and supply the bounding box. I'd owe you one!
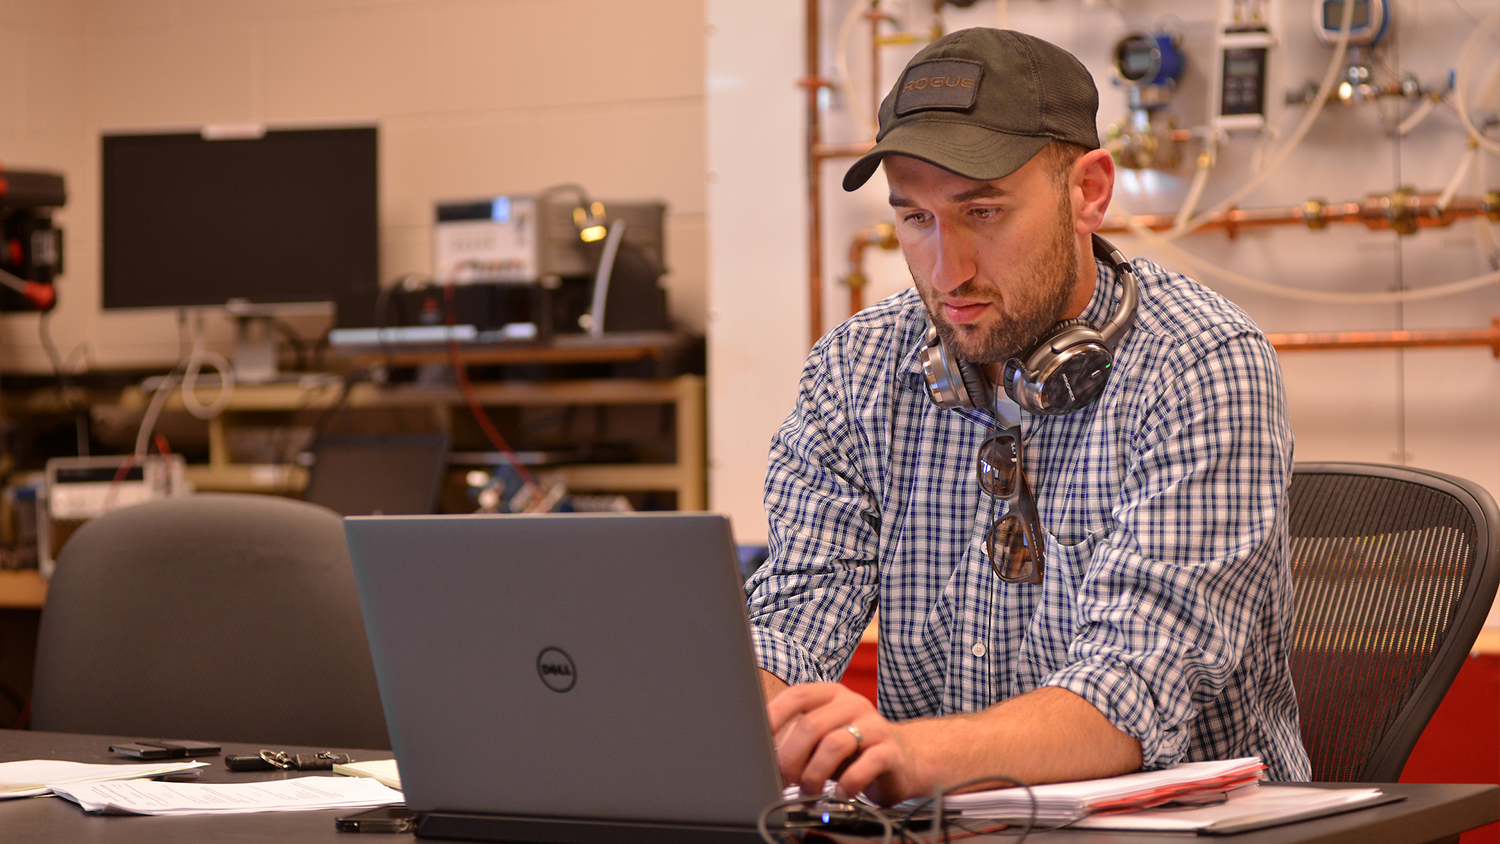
[344,512,783,840]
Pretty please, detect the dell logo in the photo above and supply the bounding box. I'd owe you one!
[536,647,577,693]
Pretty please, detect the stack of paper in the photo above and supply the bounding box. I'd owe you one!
[0,760,208,800]
[50,776,404,816]
[1070,784,1391,833]
[931,758,1266,824]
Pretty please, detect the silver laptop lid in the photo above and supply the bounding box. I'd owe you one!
[344,512,782,829]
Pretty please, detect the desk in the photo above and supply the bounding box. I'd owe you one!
[3,730,1496,844]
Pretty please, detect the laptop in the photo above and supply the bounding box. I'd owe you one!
[343,512,784,843]
[301,432,450,517]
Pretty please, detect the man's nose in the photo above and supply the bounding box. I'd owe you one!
[928,222,976,293]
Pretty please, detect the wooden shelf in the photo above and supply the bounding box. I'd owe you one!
[0,569,46,610]
[4,373,707,508]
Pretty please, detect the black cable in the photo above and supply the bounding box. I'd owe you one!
[37,309,90,457]
[269,317,310,372]
[897,775,1038,843]
[310,330,330,372]
[756,794,894,844]
[300,367,372,461]
[753,773,1039,844]
[372,273,431,372]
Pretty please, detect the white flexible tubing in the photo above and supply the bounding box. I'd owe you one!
[1453,7,1500,156]
[134,372,177,458]
[836,0,879,139]
[1436,144,1477,212]
[1111,197,1500,305]
[1172,145,1216,234]
[1474,149,1500,262]
[1173,0,1357,239]
[180,330,235,420]
[1395,95,1439,137]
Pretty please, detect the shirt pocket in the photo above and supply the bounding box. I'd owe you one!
[1013,527,1108,692]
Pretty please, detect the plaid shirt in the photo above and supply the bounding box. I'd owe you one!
[747,255,1311,782]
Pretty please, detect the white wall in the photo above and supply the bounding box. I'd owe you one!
[705,0,1500,624]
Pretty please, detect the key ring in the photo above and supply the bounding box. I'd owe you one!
[259,749,293,769]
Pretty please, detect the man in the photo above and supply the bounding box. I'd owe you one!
[746,28,1310,806]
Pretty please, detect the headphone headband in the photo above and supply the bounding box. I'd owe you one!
[1091,235,1138,352]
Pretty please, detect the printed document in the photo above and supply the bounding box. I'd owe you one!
[0,759,207,799]
[51,775,403,815]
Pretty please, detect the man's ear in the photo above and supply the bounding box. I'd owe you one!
[1071,148,1115,235]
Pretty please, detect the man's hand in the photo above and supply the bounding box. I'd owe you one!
[762,679,1144,807]
[766,682,931,805]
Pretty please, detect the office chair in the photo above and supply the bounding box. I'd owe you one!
[1287,462,1500,782]
[30,493,390,749]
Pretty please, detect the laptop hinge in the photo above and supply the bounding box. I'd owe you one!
[416,811,765,844]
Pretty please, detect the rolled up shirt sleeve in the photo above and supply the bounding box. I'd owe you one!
[1041,327,1297,774]
[747,329,884,687]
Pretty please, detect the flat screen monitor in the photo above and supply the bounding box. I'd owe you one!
[100,125,379,328]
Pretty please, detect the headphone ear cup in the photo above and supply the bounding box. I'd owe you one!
[956,359,990,410]
[921,325,991,409]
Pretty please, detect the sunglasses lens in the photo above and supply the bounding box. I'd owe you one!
[987,516,1039,584]
[978,436,1018,497]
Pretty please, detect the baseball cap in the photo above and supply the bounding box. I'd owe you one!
[843,28,1100,191]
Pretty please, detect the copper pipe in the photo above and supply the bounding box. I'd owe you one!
[804,0,825,349]
[813,141,876,161]
[868,6,882,129]
[1267,318,1500,358]
[1100,189,1500,237]
[841,223,898,313]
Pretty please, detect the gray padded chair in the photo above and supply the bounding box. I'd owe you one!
[1287,463,1500,782]
[30,492,389,749]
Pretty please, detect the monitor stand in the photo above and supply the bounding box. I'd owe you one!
[232,312,280,383]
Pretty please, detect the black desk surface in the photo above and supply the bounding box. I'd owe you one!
[3,729,1496,844]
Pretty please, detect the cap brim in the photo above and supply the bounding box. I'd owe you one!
[842,121,1052,191]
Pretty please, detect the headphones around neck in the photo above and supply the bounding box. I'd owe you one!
[920,234,1139,416]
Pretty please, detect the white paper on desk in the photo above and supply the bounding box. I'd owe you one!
[50,775,403,815]
[1070,784,1386,831]
[0,760,208,799]
[925,757,1266,824]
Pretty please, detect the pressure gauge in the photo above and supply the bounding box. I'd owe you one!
[1112,32,1184,89]
[1315,0,1390,47]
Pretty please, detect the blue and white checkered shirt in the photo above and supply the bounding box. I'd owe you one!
[747,254,1311,782]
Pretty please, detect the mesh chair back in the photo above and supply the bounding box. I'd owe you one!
[1287,463,1500,782]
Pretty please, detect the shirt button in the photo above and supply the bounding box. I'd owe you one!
[971,642,987,657]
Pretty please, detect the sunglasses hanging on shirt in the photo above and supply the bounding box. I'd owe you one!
[976,427,1044,584]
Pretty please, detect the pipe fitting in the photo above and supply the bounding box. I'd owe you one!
[1301,199,1329,231]
[1362,187,1420,235]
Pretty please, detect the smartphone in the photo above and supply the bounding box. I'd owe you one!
[109,740,222,759]
[335,806,417,833]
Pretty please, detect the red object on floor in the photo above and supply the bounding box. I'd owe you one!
[1401,653,1500,844]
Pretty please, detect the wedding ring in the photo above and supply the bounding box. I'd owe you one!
[842,723,865,751]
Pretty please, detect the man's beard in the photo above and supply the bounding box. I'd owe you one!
[916,212,1080,366]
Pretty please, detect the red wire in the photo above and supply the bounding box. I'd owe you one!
[441,282,542,495]
[103,435,174,512]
